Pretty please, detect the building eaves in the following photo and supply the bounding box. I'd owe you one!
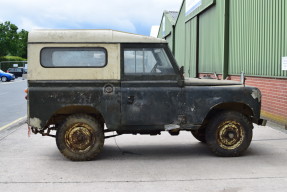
[164,10,179,25]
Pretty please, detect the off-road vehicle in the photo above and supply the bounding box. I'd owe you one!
[27,29,266,161]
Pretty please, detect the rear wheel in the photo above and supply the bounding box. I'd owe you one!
[205,111,253,157]
[56,114,104,161]
[1,76,7,82]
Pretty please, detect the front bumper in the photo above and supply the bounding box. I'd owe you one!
[258,119,267,126]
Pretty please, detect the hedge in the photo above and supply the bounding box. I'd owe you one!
[0,56,27,71]
[0,56,27,62]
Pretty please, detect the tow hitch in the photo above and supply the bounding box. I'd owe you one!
[30,126,56,138]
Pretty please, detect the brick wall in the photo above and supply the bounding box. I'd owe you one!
[199,73,287,126]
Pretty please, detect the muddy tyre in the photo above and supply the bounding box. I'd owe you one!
[205,111,253,157]
[56,114,104,161]
[191,129,206,143]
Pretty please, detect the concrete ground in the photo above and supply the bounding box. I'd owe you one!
[0,79,27,128]
[0,123,287,192]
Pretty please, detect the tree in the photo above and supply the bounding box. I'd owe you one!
[0,21,28,58]
[17,29,29,58]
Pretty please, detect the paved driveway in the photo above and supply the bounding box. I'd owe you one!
[0,124,287,192]
[0,79,27,128]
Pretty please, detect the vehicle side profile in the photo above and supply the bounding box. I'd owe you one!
[26,29,266,161]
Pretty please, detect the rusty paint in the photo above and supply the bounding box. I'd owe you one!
[64,122,95,153]
[29,118,42,129]
[216,121,245,150]
[251,89,262,102]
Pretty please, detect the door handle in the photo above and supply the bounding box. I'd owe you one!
[127,96,135,104]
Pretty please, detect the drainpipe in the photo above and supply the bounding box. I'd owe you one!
[223,0,230,79]
[172,25,176,56]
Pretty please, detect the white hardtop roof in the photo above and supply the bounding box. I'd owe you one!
[28,29,167,43]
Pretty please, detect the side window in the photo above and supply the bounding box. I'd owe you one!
[124,48,175,75]
[41,47,107,68]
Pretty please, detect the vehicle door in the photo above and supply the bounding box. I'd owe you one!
[121,44,183,128]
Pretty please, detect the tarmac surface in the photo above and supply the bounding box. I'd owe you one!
[0,79,27,128]
[0,123,287,192]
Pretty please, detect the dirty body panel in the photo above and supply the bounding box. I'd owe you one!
[28,80,121,130]
[28,80,262,132]
[27,29,265,160]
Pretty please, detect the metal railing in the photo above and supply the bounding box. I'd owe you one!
[0,61,28,71]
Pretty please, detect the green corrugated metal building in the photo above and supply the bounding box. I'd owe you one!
[158,0,287,126]
[158,11,179,54]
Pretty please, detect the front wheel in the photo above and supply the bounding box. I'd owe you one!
[205,111,253,157]
[1,76,7,82]
[56,114,104,161]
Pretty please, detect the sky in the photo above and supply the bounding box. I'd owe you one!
[0,0,182,36]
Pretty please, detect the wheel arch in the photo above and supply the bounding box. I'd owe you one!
[200,102,254,129]
[46,105,105,129]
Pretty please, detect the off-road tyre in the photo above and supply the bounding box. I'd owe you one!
[56,114,104,161]
[205,111,253,157]
[191,129,206,143]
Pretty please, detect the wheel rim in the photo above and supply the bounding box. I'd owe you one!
[64,123,95,153]
[2,77,7,82]
[216,121,244,150]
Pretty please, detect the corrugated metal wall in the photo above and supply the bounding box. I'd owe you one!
[229,0,287,78]
[157,12,175,53]
[174,2,186,71]
[185,17,198,77]
[198,0,225,74]
[160,0,287,78]
[175,0,220,77]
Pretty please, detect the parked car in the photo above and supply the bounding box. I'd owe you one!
[0,69,15,82]
[7,67,26,78]
[27,30,266,161]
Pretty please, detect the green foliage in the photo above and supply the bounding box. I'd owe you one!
[18,29,29,58]
[0,56,27,61]
[0,21,28,58]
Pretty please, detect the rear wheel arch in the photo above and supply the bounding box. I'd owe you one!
[46,105,105,130]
